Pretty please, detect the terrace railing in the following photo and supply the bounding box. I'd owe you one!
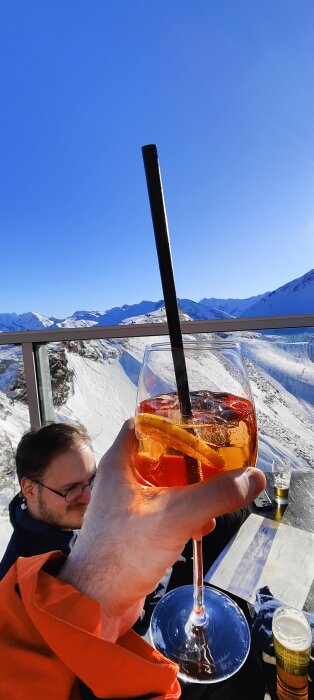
[1,313,313,430]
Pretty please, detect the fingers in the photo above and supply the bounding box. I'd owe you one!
[209,467,266,517]
[199,467,266,519]
[94,419,265,548]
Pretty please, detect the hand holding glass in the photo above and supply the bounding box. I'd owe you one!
[135,340,258,683]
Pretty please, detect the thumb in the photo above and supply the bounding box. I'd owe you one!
[163,467,266,541]
[87,419,137,517]
[98,418,136,473]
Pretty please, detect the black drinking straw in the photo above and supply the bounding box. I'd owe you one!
[142,144,193,419]
[142,145,201,483]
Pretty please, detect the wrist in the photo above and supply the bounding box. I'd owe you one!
[58,553,144,642]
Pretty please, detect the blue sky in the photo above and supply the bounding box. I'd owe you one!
[1,0,314,318]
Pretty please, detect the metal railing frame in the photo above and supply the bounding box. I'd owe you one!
[1,313,313,429]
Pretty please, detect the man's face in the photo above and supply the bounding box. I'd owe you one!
[22,441,96,530]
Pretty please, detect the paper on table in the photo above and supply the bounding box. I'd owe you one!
[204,513,314,609]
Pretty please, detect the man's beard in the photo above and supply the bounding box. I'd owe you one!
[37,491,87,530]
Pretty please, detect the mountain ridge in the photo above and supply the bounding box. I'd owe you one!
[0,269,313,332]
[239,269,314,317]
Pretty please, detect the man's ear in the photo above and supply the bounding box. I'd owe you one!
[20,477,37,503]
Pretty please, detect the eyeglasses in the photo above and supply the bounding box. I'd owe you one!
[33,472,97,503]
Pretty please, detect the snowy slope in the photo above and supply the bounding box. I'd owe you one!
[199,294,266,317]
[54,350,137,459]
[241,270,314,317]
[0,327,313,472]
[0,311,57,331]
[54,331,314,472]
[0,269,314,554]
[0,328,314,556]
[57,301,164,328]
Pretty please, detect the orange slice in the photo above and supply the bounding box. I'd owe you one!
[136,413,224,471]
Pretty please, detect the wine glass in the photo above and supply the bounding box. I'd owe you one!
[134,339,258,684]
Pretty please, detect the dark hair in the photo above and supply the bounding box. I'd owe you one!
[16,422,92,483]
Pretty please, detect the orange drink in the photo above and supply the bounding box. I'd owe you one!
[135,390,257,487]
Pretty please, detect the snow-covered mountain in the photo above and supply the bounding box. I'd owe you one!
[0,269,312,334]
[58,301,165,328]
[199,294,266,318]
[0,299,230,332]
[0,311,57,332]
[239,269,314,317]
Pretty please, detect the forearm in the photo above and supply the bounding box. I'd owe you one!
[58,548,145,642]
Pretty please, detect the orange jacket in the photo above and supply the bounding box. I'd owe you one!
[0,551,180,700]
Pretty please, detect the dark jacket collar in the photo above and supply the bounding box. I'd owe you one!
[9,493,77,552]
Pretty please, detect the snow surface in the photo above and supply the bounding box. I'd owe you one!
[1,329,313,556]
[0,268,313,556]
[199,294,266,317]
[1,329,312,473]
[241,269,314,317]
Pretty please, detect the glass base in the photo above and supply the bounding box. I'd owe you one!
[150,584,251,684]
[273,496,289,505]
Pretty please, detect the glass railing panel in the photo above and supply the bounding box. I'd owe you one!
[2,324,313,502]
[1,324,313,564]
[42,329,314,473]
[192,328,314,473]
[0,343,30,552]
[0,343,30,493]
[44,334,171,461]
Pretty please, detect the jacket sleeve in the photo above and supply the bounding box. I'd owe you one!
[0,551,181,700]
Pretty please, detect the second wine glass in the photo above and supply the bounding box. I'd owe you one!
[134,339,258,683]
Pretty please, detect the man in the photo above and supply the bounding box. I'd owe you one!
[0,419,266,699]
[0,422,96,580]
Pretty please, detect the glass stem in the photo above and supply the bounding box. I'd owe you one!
[191,537,207,626]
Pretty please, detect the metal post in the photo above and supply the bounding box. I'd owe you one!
[21,343,42,429]
[34,345,55,424]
